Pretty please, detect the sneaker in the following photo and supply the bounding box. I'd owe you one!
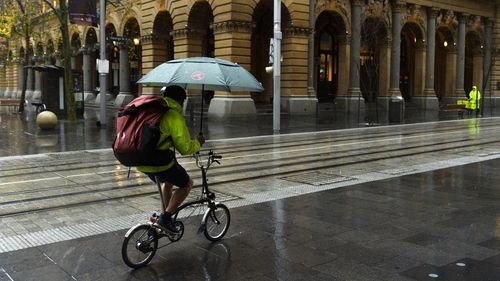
[156,213,179,233]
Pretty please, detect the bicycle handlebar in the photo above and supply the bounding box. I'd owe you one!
[194,150,222,169]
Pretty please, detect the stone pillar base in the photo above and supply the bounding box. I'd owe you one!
[376,96,391,110]
[412,96,439,110]
[32,90,42,103]
[208,97,256,117]
[25,90,34,104]
[114,93,135,107]
[9,90,17,98]
[335,96,367,112]
[481,97,500,108]
[95,93,115,105]
[282,97,318,114]
[4,89,13,98]
[83,91,96,103]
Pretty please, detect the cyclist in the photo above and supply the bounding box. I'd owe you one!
[136,85,205,233]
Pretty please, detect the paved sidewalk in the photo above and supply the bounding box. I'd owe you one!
[0,159,499,281]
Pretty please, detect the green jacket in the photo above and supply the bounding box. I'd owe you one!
[136,97,201,173]
[468,87,481,110]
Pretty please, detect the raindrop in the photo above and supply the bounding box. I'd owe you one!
[456,262,466,267]
[428,273,439,278]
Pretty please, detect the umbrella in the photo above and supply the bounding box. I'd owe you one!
[137,57,264,133]
[137,57,264,92]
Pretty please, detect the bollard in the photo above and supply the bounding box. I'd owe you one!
[36,110,58,130]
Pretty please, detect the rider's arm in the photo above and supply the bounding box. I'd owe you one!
[167,112,201,155]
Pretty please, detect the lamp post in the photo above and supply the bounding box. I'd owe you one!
[273,0,282,133]
[98,0,107,126]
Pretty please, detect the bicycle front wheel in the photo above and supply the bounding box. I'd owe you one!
[203,204,231,241]
[122,224,158,268]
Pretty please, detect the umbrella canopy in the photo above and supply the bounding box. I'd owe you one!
[137,57,264,92]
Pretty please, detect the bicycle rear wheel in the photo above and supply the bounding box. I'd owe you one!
[122,224,158,268]
[203,204,230,241]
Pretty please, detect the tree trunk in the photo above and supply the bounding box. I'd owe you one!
[58,0,75,120]
[17,30,29,113]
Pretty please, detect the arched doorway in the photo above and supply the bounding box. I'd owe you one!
[153,11,174,63]
[314,11,346,102]
[251,0,291,104]
[85,28,98,94]
[465,31,483,94]
[123,18,141,96]
[361,17,388,102]
[400,22,424,101]
[435,27,454,99]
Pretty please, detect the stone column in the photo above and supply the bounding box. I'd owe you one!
[482,17,493,108]
[418,7,440,110]
[444,47,457,102]
[81,47,95,103]
[388,2,403,98]
[5,63,13,98]
[345,0,362,112]
[307,0,316,98]
[32,58,43,104]
[207,21,258,117]
[115,42,134,107]
[455,13,468,97]
[171,28,203,114]
[386,0,405,122]
[25,59,34,106]
[16,60,25,99]
[281,26,314,114]
[139,34,158,96]
[8,60,19,98]
[337,36,350,99]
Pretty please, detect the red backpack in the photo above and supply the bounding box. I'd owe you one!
[113,95,174,167]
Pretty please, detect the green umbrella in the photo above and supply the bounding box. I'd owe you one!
[137,57,264,92]
[137,57,264,134]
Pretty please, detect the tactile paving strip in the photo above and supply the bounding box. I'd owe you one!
[281,171,356,186]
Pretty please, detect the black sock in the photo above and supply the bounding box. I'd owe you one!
[163,212,172,220]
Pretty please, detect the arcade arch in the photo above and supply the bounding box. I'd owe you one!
[435,26,454,98]
[251,0,291,103]
[400,22,425,101]
[360,16,388,102]
[314,10,347,102]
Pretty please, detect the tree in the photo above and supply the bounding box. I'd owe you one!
[42,0,76,120]
[13,0,37,113]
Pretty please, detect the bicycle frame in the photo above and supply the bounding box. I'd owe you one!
[155,150,220,221]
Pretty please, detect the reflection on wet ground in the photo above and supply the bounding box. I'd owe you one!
[1,105,497,157]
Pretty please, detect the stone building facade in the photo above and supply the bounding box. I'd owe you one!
[0,0,498,117]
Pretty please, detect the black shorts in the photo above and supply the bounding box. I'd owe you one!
[145,163,190,188]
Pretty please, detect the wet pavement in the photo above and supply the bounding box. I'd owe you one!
[1,102,496,157]
[0,102,500,280]
[0,159,499,281]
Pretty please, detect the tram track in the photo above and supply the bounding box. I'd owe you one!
[0,119,495,179]
[1,121,499,217]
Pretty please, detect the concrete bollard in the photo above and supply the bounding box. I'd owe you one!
[36,110,58,130]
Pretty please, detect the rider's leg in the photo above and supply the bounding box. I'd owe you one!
[165,177,193,214]
[160,182,173,212]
